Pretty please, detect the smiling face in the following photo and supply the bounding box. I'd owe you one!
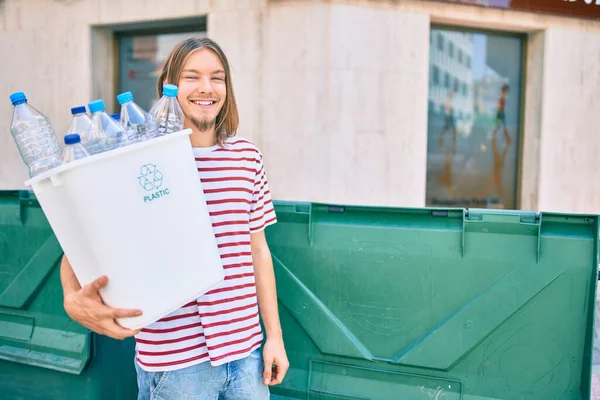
[177,48,227,133]
[156,38,239,145]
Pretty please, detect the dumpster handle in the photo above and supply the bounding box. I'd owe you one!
[461,209,542,263]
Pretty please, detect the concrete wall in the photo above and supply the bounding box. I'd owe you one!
[1,0,599,213]
[536,26,600,213]
[259,3,430,207]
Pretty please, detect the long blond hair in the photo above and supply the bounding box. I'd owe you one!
[156,37,239,145]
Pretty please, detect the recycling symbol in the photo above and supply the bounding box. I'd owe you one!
[138,164,163,191]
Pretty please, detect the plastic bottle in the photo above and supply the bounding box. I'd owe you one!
[87,99,126,154]
[66,106,92,142]
[61,134,90,163]
[149,84,185,136]
[9,91,62,177]
[117,91,157,142]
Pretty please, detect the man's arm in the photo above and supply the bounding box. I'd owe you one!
[60,255,142,339]
[61,255,83,294]
[251,230,289,386]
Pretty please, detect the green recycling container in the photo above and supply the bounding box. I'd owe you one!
[266,202,599,400]
[0,191,597,399]
[0,191,138,400]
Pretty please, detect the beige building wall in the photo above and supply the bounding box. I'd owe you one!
[0,0,599,213]
[257,3,430,207]
[536,26,600,213]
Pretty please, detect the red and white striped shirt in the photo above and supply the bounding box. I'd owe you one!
[134,137,277,372]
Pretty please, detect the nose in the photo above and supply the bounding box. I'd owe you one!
[196,76,213,94]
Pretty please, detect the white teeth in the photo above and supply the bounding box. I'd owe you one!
[192,100,214,106]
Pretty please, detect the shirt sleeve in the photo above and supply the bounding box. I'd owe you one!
[249,152,277,233]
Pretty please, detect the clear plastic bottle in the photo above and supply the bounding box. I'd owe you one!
[61,133,90,164]
[149,84,185,136]
[66,106,92,143]
[117,91,157,142]
[9,91,61,177]
[87,99,126,154]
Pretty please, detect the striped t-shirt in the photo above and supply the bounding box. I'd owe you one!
[134,136,277,372]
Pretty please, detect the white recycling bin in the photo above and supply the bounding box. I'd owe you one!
[25,129,224,330]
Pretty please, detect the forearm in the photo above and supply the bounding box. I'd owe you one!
[253,249,282,339]
[60,255,81,295]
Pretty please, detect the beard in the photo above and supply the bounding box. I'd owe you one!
[190,116,216,132]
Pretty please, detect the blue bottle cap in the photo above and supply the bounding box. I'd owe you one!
[71,106,86,115]
[111,113,120,121]
[117,91,134,105]
[88,100,106,114]
[10,91,27,105]
[64,134,81,145]
[163,84,178,97]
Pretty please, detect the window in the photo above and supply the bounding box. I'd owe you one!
[458,49,463,64]
[118,30,206,112]
[432,66,440,85]
[438,34,444,51]
[426,28,524,210]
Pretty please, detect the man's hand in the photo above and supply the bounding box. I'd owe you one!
[63,275,142,340]
[262,336,289,386]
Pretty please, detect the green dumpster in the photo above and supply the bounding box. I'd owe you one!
[0,192,597,399]
[0,191,138,400]
[266,202,598,400]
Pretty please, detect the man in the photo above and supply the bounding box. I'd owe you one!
[439,88,457,153]
[59,37,289,399]
[436,89,457,196]
[492,83,512,146]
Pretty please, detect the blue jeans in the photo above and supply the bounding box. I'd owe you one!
[135,349,270,400]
